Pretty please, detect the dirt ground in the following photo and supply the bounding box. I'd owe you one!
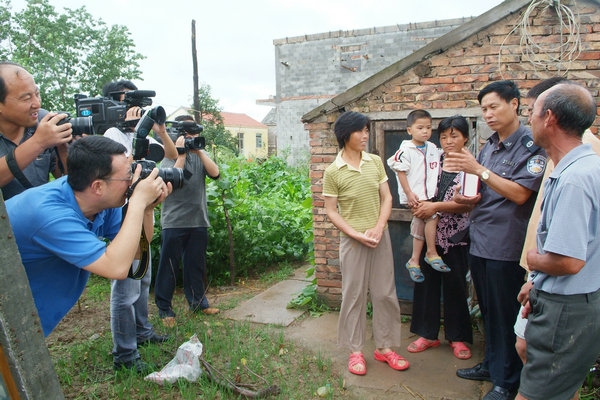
[45,277,269,349]
[44,276,600,400]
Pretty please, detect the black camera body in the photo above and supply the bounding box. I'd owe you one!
[165,120,205,154]
[185,136,205,150]
[131,106,166,161]
[132,159,184,190]
[74,90,156,135]
[176,137,206,155]
[56,112,95,136]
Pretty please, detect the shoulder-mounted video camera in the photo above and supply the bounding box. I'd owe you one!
[74,90,156,135]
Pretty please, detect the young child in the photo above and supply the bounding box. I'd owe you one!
[387,109,449,283]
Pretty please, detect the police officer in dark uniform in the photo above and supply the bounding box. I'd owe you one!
[443,80,547,400]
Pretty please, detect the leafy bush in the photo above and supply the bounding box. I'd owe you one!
[151,153,312,285]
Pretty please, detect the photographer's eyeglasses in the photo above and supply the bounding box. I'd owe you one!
[103,172,133,182]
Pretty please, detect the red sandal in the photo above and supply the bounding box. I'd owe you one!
[348,352,367,375]
[407,337,441,353]
[373,350,410,371]
[449,341,472,360]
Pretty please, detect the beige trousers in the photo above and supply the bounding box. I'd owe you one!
[337,229,402,352]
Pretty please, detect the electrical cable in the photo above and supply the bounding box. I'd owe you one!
[498,0,581,75]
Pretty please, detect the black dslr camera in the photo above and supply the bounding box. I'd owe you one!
[74,90,157,135]
[130,107,184,189]
[165,120,205,154]
[131,159,184,189]
[56,112,95,136]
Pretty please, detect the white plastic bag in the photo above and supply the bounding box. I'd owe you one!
[145,334,204,385]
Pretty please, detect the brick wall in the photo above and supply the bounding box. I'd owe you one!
[308,1,600,307]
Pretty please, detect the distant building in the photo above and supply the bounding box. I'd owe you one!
[221,111,269,159]
[168,107,268,158]
[259,17,473,165]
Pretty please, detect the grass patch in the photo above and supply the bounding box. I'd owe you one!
[258,262,296,285]
[47,270,355,399]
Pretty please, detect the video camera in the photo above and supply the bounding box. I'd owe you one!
[74,90,157,135]
[165,120,205,153]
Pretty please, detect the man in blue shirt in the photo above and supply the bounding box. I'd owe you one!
[516,83,600,400]
[444,80,547,400]
[6,135,170,338]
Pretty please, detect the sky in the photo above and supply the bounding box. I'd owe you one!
[10,0,504,122]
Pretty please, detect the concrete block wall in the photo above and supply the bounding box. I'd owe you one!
[273,19,472,165]
[307,1,600,307]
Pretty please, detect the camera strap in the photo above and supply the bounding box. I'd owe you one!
[121,199,150,280]
[128,228,150,280]
[5,148,33,189]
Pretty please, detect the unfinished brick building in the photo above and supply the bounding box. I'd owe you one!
[303,0,600,309]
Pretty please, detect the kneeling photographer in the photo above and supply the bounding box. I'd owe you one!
[155,114,220,327]
[99,80,179,373]
[5,135,171,340]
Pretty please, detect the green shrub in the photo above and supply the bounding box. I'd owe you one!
[150,153,312,285]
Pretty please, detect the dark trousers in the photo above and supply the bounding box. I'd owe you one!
[470,255,525,390]
[154,227,209,314]
[411,244,473,343]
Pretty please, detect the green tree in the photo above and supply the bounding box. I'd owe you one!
[0,0,144,112]
[192,84,239,154]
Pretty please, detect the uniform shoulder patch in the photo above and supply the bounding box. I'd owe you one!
[521,135,540,153]
[527,155,546,175]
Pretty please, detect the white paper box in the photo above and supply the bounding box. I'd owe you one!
[461,173,480,197]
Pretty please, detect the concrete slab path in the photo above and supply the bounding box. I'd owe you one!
[224,267,492,399]
[222,268,311,326]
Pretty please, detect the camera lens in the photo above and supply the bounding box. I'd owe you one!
[158,167,184,189]
[70,116,95,135]
[56,113,95,136]
[184,137,205,150]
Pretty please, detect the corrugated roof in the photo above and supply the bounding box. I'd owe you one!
[221,112,267,129]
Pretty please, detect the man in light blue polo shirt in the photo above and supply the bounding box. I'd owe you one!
[516,83,600,400]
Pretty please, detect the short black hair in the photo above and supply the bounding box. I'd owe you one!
[175,114,194,122]
[407,109,432,127]
[101,79,138,99]
[437,115,469,141]
[477,80,520,108]
[333,111,370,149]
[527,77,568,100]
[67,136,127,191]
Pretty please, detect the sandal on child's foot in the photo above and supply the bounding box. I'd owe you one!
[424,256,451,272]
[405,262,424,283]
[348,352,366,375]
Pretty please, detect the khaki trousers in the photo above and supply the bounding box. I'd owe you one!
[337,229,402,352]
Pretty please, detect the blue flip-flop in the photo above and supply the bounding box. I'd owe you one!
[405,262,424,283]
[424,256,451,273]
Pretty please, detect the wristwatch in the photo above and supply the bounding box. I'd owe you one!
[480,169,491,181]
